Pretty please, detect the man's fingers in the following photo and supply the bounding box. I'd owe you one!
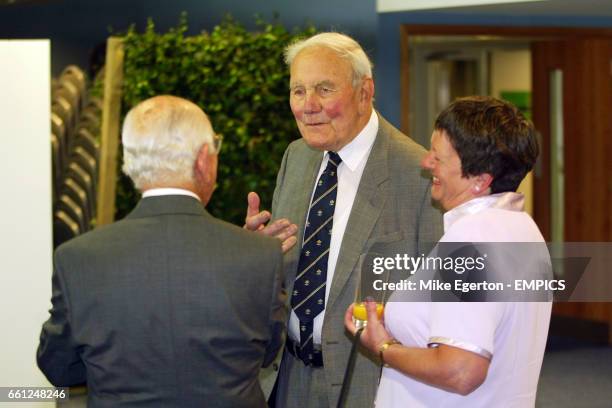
[274,223,298,242]
[257,219,297,252]
[262,219,292,236]
[281,236,298,253]
[246,192,261,218]
[278,223,298,253]
[246,215,298,254]
[244,211,271,231]
[244,191,266,231]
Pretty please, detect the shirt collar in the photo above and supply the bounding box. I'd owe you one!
[327,110,378,172]
[142,187,201,202]
[443,192,525,232]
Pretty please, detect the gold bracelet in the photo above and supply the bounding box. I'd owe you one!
[378,338,402,366]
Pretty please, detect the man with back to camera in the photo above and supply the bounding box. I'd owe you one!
[37,95,287,407]
[245,33,443,408]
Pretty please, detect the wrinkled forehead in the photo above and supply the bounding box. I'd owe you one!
[289,46,353,86]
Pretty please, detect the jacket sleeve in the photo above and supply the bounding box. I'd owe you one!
[36,253,86,386]
[262,244,287,368]
[416,182,444,254]
[271,142,291,217]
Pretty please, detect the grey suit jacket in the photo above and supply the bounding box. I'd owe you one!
[262,114,443,407]
[37,195,286,408]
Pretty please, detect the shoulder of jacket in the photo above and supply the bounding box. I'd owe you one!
[377,115,427,157]
[55,221,121,256]
[208,216,281,253]
[286,138,309,155]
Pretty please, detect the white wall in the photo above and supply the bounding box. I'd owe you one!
[490,49,531,99]
[0,40,53,403]
[377,0,545,13]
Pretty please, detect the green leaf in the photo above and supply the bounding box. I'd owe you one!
[118,13,314,224]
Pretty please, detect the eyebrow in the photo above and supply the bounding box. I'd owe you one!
[318,80,335,86]
[289,80,337,90]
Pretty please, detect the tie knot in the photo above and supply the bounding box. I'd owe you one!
[327,152,342,168]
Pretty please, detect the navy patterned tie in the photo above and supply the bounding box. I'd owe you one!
[290,151,342,364]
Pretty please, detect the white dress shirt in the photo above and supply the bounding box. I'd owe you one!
[142,187,201,201]
[289,110,379,345]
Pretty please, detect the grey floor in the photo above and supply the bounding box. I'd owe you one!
[58,337,612,407]
[536,337,612,408]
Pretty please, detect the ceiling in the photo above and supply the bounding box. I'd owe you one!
[377,0,612,18]
[0,0,59,5]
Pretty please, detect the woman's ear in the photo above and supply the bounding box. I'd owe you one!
[472,173,493,194]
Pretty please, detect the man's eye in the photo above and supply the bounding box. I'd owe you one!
[291,88,305,97]
[320,87,334,94]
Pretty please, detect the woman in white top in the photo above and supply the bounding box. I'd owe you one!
[345,96,551,407]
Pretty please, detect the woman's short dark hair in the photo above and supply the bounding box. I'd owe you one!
[434,96,539,194]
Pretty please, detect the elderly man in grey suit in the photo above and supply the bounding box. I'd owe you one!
[245,33,443,407]
[37,95,287,408]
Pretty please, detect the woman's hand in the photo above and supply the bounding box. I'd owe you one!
[344,300,394,355]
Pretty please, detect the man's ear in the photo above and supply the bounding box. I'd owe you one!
[358,77,375,113]
[194,144,211,183]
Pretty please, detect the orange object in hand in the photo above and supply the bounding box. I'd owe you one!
[352,302,384,321]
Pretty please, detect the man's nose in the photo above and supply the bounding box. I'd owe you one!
[303,90,322,113]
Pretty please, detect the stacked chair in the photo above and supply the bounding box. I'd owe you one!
[51,65,102,248]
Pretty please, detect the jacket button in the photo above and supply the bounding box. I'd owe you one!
[273,363,279,371]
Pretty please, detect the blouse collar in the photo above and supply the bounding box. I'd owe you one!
[443,192,525,232]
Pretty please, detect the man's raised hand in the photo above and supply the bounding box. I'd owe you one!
[244,192,298,253]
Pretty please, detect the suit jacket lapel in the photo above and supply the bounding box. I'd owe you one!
[328,118,390,311]
[284,148,324,287]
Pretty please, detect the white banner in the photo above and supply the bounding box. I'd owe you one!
[0,39,53,404]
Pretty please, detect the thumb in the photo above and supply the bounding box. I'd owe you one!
[365,299,379,323]
[247,192,261,217]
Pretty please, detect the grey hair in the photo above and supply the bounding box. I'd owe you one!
[284,32,373,87]
[121,95,215,190]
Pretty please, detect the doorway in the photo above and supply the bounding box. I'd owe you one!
[400,24,612,341]
[408,35,534,214]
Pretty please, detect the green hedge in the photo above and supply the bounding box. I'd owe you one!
[117,15,315,224]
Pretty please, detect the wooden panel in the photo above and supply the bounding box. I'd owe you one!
[534,39,612,242]
[568,39,612,241]
[96,37,124,226]
[531,40,560,240]
[532,38,612,338]
[531,39,612,240]
[554,303,611,324]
